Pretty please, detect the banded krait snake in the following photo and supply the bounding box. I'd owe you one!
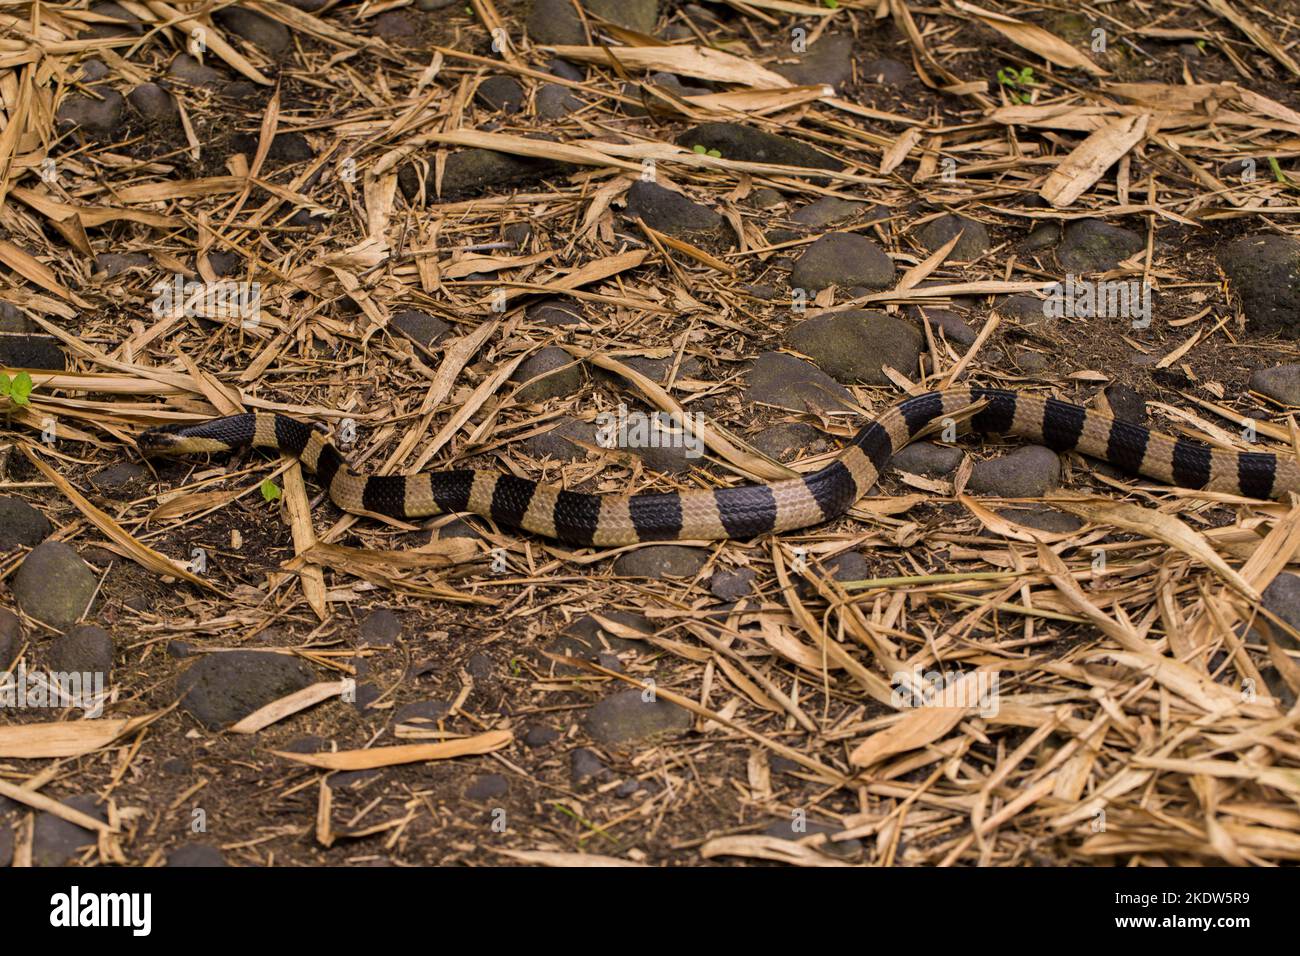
[138,387,1298,547]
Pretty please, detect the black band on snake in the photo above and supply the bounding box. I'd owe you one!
[138,387,1297,547]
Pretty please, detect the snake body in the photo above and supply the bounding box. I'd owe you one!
[138,387,1299,546]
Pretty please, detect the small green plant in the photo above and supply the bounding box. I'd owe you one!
[0,371,33,407]
[692,144,722,158]
[823,0,839,8]
[1195,39,1208,52]
[997,66,1036,104]
[260,478,282,503]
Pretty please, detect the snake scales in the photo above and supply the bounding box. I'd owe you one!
[138,387,1299,547]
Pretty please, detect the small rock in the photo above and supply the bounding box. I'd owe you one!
[127,82,178,122]
[287,209,328,232]
[827,550,870,582]
[710,567,756,601]
[465,774,509,801]
[206,249,242,277]
[79,59,111,82]
[996,506,1083,534]
[350,683,382,712]
[12,541,97,631]
[178,650,315,730]
[46,625,113,677]
[33,796,104,866]
[372,10,419,43]
[1100,383,1146,423]
[166,844,228,867]
[585,689,691,745]
[390,309,450,349]
[504,222,534,251]
[512,346,583,402]
[400,149,574,202]
[1251,365,1300,406]
[786,310,922,385]
[762,817,862,861]
[1057,219,1143,273]
[773,34,853,90]
[56,86,125,136]
[967,446,1061,497]
[891,441,963,477]
[0,608,20,666]
[649,72,711,98]
[997,294,1050,325]
[1014,349,1048,373]
[744,352,855,413]
[1248,573,1300,650]
[790,197,863,229]
[0,497,52,547]
[523,417,597,461]
[623,180,731,248]
[467,651,494,683]
[747,187,785,209]
[90,461,150,498]
[678,122,840,171]
[476,75,524,114]
[537,82,581,119]
[394,699,451,724]
[909,306,977,347]
[524,725,560,748]
[230,131,314,165]
[1021,222,1062,253]
[583,0,658,33]
[529,0,585,45]
[751,422,828,461]
[916,214,991,261]
[94,252,152,277]
[221,80,259,101]
[545,612,650,674]
[546,58,585,82]
[214,7,290,54]
[359,607,401,645]
[613,545,708,578]
[571,747,607,784]
[167,54,225,87]
[1219,235,1300,337]
[527,298,584,326]
[790,233,894,293]
[86,2,143,37]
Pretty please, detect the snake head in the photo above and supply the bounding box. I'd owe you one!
[137,422,228,457]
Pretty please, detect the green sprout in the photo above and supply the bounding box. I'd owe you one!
[996,66,1036,104]
[823,0,839,8]
[1195,39,1208,52]
[691,144,722,158]
[0,371,33,407]
[260,479,282,503]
